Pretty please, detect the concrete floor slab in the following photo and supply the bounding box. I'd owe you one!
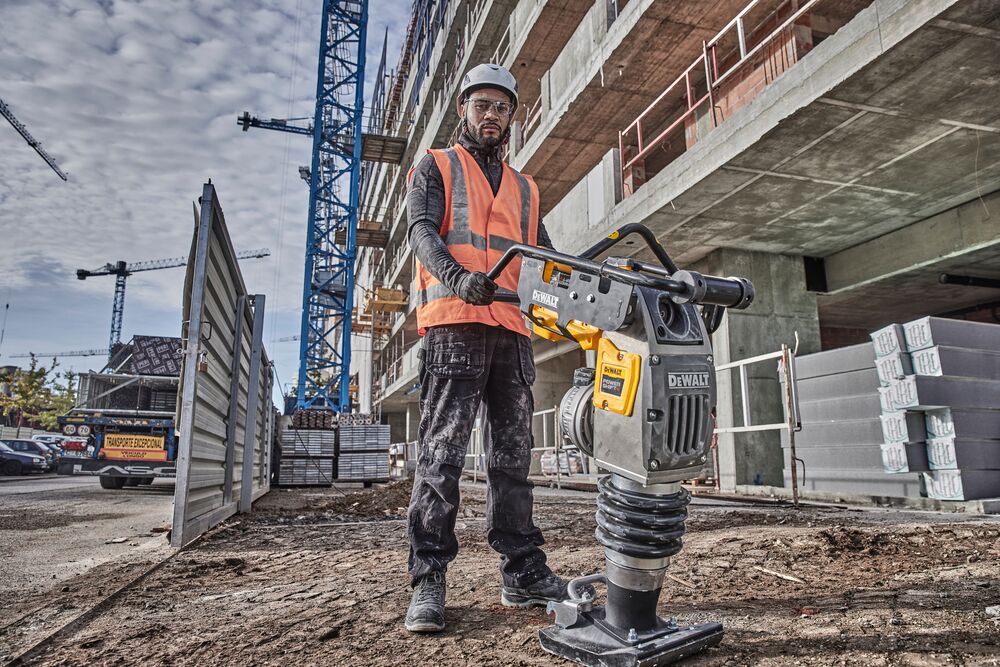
[778,111,951,182]
[726,104,862,173]
[703,175,836,227]
[863,126,1000,194]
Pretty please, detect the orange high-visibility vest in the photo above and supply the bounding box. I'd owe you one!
[413,144,539,336]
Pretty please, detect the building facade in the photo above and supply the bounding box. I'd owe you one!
[351,0,1000,490]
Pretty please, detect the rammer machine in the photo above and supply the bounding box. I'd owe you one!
[487,223,755,667]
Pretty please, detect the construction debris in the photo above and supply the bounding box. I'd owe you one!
[3,484,999,666]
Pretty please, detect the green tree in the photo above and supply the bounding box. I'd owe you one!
[0,355,56,432]
[38,370,77,431]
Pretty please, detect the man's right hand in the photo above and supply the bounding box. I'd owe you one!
[456,271,497,305]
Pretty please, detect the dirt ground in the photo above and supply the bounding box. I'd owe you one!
[2,480,999,666]
[0,476,174,603]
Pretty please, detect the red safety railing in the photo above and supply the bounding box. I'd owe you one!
[619,0,840,193]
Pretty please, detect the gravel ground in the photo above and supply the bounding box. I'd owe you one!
[0,475,174,604]
[2,480,999,666]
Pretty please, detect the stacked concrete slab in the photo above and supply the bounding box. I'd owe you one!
[337,421,390,482]
[875,317,1000,501]
[278,428,336,486]
[782,343,923,498]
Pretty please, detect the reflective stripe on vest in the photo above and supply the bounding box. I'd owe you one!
[413,144,539,336]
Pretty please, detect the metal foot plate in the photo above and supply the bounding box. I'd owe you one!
[538,613,723,667]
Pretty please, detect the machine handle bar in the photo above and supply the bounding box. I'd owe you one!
[580,223,679,273]
[486,244,754,309]
[486,244,689,295]
[493,288,520,303]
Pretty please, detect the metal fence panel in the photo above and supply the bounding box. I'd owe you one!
[171,183,273,547]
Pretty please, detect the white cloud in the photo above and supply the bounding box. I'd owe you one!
[0,0,410,396]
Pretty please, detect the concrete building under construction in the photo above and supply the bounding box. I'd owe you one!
[350,0,1000,496]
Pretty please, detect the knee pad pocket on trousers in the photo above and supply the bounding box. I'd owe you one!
[515,336,536,385]
[425,441,467,468]
[426,349,484,379]
[424,326,486,379]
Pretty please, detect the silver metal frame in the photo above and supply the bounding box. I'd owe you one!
[171,183,275,547]
[714,342,801,503]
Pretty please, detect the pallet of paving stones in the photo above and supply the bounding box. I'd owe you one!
[281,428,337,457]
[278,456,335,486]
[336,452,390,481]
[338,424,391,452]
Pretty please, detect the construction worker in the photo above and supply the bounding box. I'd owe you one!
[404,64,594,633]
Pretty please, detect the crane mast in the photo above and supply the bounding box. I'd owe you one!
[238,0,369,413]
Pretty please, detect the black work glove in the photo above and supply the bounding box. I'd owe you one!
[456,271,497,305]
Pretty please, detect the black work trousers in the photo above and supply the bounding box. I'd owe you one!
[407,323,548,587]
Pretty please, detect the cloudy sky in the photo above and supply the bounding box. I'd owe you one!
[0,0,409,398]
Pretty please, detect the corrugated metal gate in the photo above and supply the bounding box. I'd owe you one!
[171,182,274,547]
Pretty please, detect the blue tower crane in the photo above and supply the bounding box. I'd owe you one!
[239,0,369,413]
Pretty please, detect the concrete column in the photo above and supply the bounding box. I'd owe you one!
[693,249,821,490]
[386,411,407,444]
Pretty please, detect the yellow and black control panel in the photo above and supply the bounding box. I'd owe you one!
[593,337,640,417]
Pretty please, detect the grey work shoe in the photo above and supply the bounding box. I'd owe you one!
[500,571,597,608]
[405,571,446,632]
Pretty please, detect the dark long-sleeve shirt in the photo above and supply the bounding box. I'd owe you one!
[407,132,553,294]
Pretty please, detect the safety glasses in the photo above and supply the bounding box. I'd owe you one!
[467,98,514,117]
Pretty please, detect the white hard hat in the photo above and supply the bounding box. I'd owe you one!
[456,63,518,110]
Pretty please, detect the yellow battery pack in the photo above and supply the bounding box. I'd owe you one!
[593,337,640,416]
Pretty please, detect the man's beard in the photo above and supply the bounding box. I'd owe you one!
[472,121,504,147]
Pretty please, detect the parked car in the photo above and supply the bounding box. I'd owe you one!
[33,434,65,452]
[0,442,49,476]
[31,433,89,457]
[35,441,63,464]
[0,439,55,471]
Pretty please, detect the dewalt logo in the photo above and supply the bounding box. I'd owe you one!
[532,289,559,308]
[668,372,710,388]
[603,365,625,377]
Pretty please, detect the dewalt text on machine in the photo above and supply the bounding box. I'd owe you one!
[486,223,754,667]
